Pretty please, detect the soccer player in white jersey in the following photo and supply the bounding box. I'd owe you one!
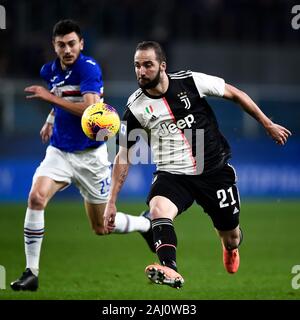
[104,41,292,288]
[10,21,153,292]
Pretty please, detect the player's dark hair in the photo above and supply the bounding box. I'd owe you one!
[136,41,166,64]
[52,19,82,39]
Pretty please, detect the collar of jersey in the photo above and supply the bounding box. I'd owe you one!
[142,74,170,99]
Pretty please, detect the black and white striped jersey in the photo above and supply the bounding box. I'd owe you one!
[118,70,231,175]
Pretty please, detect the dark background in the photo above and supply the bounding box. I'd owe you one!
[0,0,299,200]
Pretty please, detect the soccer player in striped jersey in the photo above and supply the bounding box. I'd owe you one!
[10,20,152,292]
[104,41,292,288]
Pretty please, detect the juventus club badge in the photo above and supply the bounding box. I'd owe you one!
[178,92,191,109]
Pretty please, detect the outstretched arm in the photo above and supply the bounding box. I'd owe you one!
[104,147,131,233]
[223,84,292,145]
[24,85,100,116]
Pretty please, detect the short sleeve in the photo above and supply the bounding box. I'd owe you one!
[192,72,225,97]
[40,63,53,90]
[117,107,143,149]
[40,64,48,81]
[79,60,103,96]
[40,63,53,83]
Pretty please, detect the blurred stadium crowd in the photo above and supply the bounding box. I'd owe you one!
[0,0,298,78]
[0,0,299,200]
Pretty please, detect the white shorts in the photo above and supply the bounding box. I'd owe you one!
[33,145,111,204]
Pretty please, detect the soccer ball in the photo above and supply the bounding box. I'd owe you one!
[81,102,121,141]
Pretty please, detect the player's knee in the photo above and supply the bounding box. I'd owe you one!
[93,225,106,236]
[223,234,240,250]
[28,190,47,210]
[150,206,162,220]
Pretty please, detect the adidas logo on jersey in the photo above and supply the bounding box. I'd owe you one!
[159,114,195,136]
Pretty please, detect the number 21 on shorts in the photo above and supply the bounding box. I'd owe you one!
[217,187,237,208]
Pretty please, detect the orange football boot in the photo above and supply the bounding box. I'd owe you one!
[223,245,240,273]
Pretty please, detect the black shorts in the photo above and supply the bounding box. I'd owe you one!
[146,163,240,231]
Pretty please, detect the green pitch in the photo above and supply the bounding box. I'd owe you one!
[0,200,300,300]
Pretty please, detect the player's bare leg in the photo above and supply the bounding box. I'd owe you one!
[85,201,153,250]
[28,176,66,210]
[85,202,108,235]
[11,177,67,291]
[217,226,242,273]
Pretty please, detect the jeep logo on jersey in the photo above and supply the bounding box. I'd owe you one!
[159,114,195,136]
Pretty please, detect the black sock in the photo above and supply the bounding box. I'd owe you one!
[152,218,177,271]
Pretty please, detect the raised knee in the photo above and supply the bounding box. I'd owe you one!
[28,190,47,210]
[150,206,162,220]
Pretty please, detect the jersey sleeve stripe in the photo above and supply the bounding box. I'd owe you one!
[169,70,193,79]
[81,90,103,95]
[126,89,143,108]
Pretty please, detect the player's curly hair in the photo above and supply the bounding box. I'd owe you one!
[52,19,82,39]
[136,41,166,64]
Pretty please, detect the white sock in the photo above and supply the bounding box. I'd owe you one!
[113,212,150,234]
[24,208,45,276]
